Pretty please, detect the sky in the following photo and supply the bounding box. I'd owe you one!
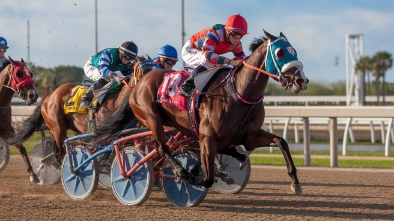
[1,0,394,84]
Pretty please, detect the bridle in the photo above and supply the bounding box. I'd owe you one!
[242,60,299,91]
[1,61,36,101]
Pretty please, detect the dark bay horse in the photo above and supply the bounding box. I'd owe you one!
[0,57,38,180]
[7,57,149,182]
[95,31,308,195]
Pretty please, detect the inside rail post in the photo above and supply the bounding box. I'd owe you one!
[330,117,338,167]
[303,117,310,166]
[384,118,393,157]
[342,117,352,156]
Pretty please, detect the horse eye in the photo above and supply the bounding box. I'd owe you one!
[275,48,285,59]
[16,70,24,78]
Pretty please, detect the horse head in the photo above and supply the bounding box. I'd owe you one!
[263,30,309,94]
[130,55,151,88]
[8,57,38,105]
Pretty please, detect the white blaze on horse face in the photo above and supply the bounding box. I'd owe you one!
[161,73,182,96]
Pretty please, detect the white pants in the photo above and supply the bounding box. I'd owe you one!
[181,40,215,70]
[84,59,113,82]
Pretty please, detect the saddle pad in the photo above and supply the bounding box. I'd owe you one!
[64,85,88,115]
[157,71,189,110]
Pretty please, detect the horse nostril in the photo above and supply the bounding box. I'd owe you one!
[29,93,37,100]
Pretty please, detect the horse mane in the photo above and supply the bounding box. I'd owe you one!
[249,36,268,52]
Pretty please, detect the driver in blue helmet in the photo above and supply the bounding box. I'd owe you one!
[80,41,138,108]
[0,36,9,69]
[138,44,178,75]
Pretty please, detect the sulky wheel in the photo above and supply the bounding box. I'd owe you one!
[31,138,61,185]
[61,146,99,200]
[161,148,208,207]
[213,145,251,194]
[111,146,153,206]
[0,139,10,172]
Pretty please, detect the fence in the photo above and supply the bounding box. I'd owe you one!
[10,105,394,167]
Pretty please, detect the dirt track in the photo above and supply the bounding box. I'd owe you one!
[1,155,393,221]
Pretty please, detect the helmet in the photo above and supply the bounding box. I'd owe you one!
[225,14,248,35]
[0,37,9,49]
[119,41,138,58]
[159,44,178,60]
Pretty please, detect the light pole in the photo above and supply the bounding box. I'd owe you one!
[95,0,98,54]
[181,0,185,66]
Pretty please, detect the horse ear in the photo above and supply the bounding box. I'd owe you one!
[263,29,276,41]
[8,56,14,64]
[280,32,287,39]
[146,54,152,60]
[21,58,25,63]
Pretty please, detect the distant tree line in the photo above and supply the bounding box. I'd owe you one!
[266,51,393,105]
[27,63,84,96]
[354,51,393,105]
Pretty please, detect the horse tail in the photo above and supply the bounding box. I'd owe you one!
[7,100,44,146]
[94,90,133,143]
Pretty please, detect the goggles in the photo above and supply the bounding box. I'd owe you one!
[0,48,7,52]
[123,53,135,61]
[230,32,243,40]
[163,59,177,66]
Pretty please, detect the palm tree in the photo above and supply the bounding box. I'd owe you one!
[354,56,372,105]
[371,51,393,105]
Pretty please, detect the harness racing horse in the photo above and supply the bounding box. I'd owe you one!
[94,30,308,195]
[7,56,146,183]
[0,58,38,178]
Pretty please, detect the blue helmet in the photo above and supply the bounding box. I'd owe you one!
[159,44,178,60]
[0,37,8,49]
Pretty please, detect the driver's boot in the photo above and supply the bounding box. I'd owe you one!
[80,78,107,108]
[178,65,207,96]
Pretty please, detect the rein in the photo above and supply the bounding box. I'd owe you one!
[242,60,281,83]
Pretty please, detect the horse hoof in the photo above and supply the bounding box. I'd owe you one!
[30,175,40,184]
[291,183,303,196]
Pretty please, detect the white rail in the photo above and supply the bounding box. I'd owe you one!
[264,106,394,167]
[10,105,394,167]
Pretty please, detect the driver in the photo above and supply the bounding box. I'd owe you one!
[80,41,138,108]
[0,36,9,70]
[178,14,248,96]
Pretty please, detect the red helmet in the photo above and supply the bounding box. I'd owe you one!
[225,14,248,35]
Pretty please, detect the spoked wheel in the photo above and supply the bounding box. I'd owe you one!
[161,148,208,207]
[213,145,251,194]
[31,138,61,185]
[61,146,99,200]
[111,146,154,206]
[0,139,10,172]
[97,152,114,189]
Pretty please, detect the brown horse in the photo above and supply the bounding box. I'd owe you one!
[95,30,308,195]
[7,57,147,182]
[0,57,39,180]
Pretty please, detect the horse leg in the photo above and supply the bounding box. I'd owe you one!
[244,129,302,195]
[15,144,39,183]
[217,145,249,169]
[141,114,190,182]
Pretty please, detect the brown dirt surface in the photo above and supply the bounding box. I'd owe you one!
[1,155,394,221]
